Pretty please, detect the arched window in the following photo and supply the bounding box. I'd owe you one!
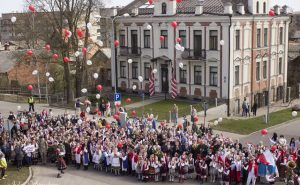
[263,2,266,13]
[256,1,259,14]
[162,3,167,14]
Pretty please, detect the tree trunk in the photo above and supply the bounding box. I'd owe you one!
[63,62,72,103]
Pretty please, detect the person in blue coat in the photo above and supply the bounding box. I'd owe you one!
[122,152,129,175]
[83,147,89,170]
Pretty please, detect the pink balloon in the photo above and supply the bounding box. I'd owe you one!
[176,38,182,43]
[76,29,84,38]
[26,50,33,56]
[114,40,119,47]
[45,44,51,51]
[171,21,177,28]
[131,110,136,116]
[63,57,70,63]
[176,0,183,3]
[96,85,102,92]
[27,85,33,91]
[160,36,165,41]
[261,129,268,136]
[268,10,275,16]
[148,0,154,5]
[82,47,87,53]
[52,54,58,59]
[28,5,35,12]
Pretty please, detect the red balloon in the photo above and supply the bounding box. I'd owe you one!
[194,116,199,122]
[82,47,87,54]
[64,29,70,37]
[177,123,183,129]
[160,121,165,126]
[117,142,123,148]
[160,36,165,41]
[125,98,132,104]
[115,102,121,107]
[131,110,136,116]
[113,114,119,120]
[261,129,268,136]
[116,111,121,116]
[45,44,50,51]
[148,0,154,5]
[95,108,99,112]
[176,0,182,3]
[171,21,178,28]
[96,85,103,92]
[27,85,33,91]
[76,29,84,38]
[28,5,35,12]
[106,124,111,129]
[268,10,275,17]
[63,57,70,63]
[176,38,182,43]
[114,40,119,47]
[271,145,277,152]
[26,50,33,56]
[52,54,58,59]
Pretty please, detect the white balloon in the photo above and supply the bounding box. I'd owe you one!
[78,40,84,46]
[132,85,137,90]
[46,72,50,77]
[152,69,157,74]
[96,94,101,99]
[75,51,81,57]
[86,60,92,65]
[67,114,71,119]
[138,76,143,82]
[49,77,54,82]
[218,117,223,123]
[179,62,184,69]
[98,40,103,47]
[180,46,185,52]
[292,111,298,117]
[21,118,25,123]
[11,16,16,23]
[68,31,72,38]
[175,44,181,51]
[86,107,90,113]
[150,114,154,119]
[93,73,99,79]
[17,105,21,110]
[81,88,87,93]
[220,40,225,46]
[86,22,92,29]
[146,24,152,30]
[77,119,82,125]
[214,120,219,126]
[32,70,38,75]
[128,59,133,64]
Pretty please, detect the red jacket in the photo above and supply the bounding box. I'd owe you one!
[248,162,258,176]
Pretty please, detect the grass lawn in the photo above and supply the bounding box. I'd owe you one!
[121,94,144,105]
[212,109,300,135]
[1,166,29,185]
[132,100,206,121]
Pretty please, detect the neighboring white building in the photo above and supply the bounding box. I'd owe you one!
[112,0,290,115]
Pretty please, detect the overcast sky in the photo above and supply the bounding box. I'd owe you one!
[0,0,299,14]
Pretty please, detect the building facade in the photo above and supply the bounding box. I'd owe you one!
[112,0,290,115]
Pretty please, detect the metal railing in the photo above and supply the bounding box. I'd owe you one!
[181,49,206,60]
[119,46,141,56]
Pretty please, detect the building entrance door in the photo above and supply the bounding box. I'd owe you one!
[161,64,169,93]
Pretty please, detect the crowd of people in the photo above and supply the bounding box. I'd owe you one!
[0,103,299,185]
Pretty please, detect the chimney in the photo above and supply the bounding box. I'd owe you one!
[131,8,138,16]
[237,3,245,15]
[274,5,280,15]
[195,0,204,15]
[224,2,233,14]
[281,5,288,14]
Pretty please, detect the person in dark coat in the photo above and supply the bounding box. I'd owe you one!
[251,102,258,116]
[99,99,106,117]
[14,142,24,170]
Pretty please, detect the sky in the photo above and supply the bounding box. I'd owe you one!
[0,0,299,14]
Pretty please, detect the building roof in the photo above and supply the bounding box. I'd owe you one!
[0,51,18,73]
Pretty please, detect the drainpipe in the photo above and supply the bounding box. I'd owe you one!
[227,15,232,117]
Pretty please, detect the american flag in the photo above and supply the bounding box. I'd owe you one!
[149,66,155,96]
[170,66,177,99]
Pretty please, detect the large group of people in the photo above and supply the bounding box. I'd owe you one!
[0,103,299,185]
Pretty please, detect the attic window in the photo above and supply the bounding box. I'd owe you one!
[162,3,167,14]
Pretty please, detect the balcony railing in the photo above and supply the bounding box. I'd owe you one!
[119,46,141,56]
[181,49,206,60]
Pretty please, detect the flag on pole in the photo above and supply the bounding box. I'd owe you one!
[149,66,155,96]
[171,66,177,99]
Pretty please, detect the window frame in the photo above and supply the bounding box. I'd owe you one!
[209,66,218,86]
[264,28,268,47]
[263,60,267,79]
[279,27,284,45]
[256,62,261,81]
[194,66,202,85]
[179,30,187,48]
[179,65,187,84]
[235,65,240,85]
[120,61,126,78]
[119,30,126,47]
[162,3,167,14]
[160,30,168,49]
[132,62,138,79]
[144,30,151,48]
[256,1,260,14]
[144,63,150,80]
[235,30,240,50]
[257,28,261,48]
[278,58,283,74]
[209,30,218,51]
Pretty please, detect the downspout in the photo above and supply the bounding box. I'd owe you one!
[250,16,255,108]
[227,15,232,117]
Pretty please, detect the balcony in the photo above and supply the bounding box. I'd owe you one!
[181,49,206,60]
[119,46,141,56]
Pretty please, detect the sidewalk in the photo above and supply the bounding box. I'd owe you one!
[124,97,163,110]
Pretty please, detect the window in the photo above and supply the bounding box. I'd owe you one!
[144,30,150,48]
[120,61,126,78]
[179,65,187,84]
[263,2,266,13]
[235,66,240,85]
[235,30,240,50]
[179,30,186,47]
[162,3,167,14]
[132,62,138,79]
[209,30,218,50]
[119,30,125,47]
[263,61,267,79]
[257,28,261,48]
[264,28,268,47]
[161,30,168,48]
[279,27,284,45]
[256,62,260,81]
[144,63,150,80]
[194,66,202,85]
[194,30,202,57]
[278,58,283,74]
[256,1,259,14]
[210,67,218,86]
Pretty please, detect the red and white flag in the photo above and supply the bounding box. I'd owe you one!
[170,66,177,99]
[149,66,155,96]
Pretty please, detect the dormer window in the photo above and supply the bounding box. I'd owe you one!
[162,3,167,14]
[256,1,259,14]
[263,2,266,13]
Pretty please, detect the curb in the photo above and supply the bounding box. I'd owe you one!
[22,167,33,185]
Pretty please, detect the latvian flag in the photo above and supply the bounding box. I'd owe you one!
[149,66,155,96]
[171,66,177,99]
